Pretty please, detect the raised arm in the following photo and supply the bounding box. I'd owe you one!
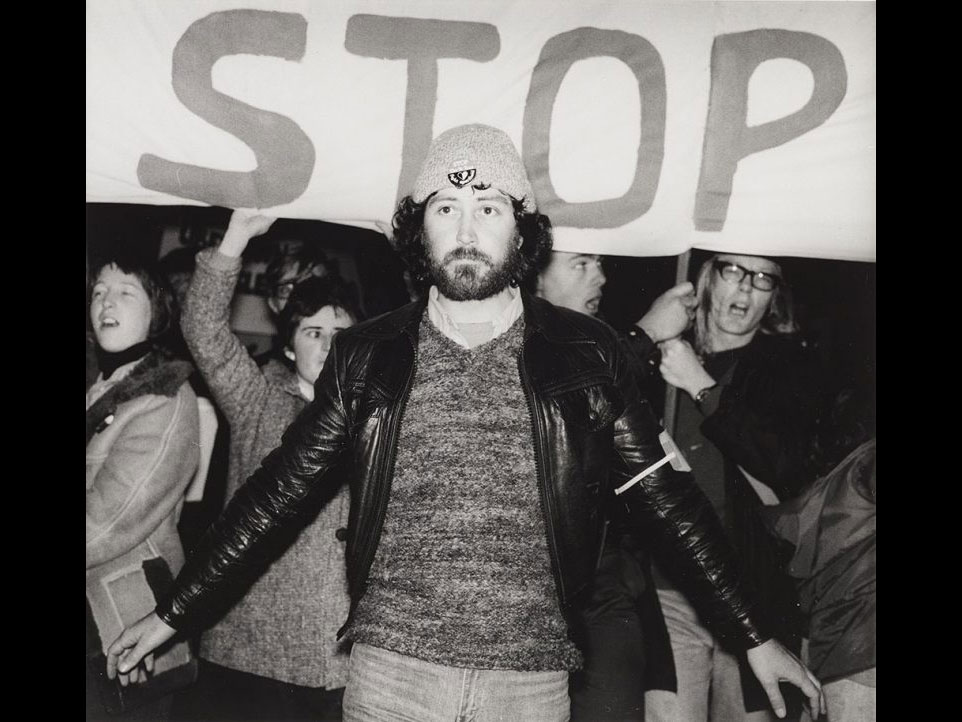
[181,210,277,421]
[635,281,696,344]
[621,282,696,399]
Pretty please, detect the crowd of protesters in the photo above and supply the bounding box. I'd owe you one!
[87,126,874,722]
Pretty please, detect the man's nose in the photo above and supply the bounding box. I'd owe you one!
[738,274,754,293]
[595,263,607,287]
[456,214,476,245]
[588,259,606,287]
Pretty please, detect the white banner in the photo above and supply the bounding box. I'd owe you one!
[86,1,876,260]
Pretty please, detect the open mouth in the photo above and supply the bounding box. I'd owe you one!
[728,302,749,317]
[585,296,601,314]
[99,316,119,329]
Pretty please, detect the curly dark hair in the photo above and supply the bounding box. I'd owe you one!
[391,193,553,294]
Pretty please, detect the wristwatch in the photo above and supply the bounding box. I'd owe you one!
[694,385,717,405]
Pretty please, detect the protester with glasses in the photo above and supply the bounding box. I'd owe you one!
[622,253,829,721]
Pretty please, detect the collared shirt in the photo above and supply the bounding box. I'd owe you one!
[426,284,523,348]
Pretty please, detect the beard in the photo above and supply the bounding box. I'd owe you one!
[426,235,523,301]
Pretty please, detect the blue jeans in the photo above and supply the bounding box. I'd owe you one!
[645,589,779,722]
[343,643,570,722]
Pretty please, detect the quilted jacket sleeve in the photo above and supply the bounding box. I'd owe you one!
[606,331,768,650]
[155,334,352,631]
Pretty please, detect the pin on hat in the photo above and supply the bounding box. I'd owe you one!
[411,124,537,212]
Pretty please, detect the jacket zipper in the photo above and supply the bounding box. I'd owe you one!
[518,343,567,605]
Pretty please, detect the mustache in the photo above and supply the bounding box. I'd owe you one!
[442,247,493,265]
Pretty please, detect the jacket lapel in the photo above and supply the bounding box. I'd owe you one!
[85,350,193,445]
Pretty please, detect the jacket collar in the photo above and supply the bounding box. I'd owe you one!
[351,298,428,344]
[85,349,194,445]
[351,292,599,346]
[522,293,600,344]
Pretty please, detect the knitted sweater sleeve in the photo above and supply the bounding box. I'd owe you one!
[181,249,271,424]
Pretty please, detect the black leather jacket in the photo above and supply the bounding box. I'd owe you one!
[158,294,767,650]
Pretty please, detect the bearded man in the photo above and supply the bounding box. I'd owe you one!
[107,124,823,722]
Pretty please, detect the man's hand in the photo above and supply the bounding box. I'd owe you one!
[746,639,826,719]
[636,281,696,343]
[218,209,278,258]
[106,612,177,685]
[658,337,715,398]
[113,651,153,686]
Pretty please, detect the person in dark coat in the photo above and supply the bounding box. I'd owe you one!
[534,251,691,721]
[630,254,827,721]
[764,434,875,722]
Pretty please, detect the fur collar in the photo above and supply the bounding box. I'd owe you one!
[86,350,194,445]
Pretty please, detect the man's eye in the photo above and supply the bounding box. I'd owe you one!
[481,206,497,215]
[437,205,452,214]
[306,330,321,339]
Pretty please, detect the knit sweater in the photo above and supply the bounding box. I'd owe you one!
[181,248,351,689]
[346,313,582,671]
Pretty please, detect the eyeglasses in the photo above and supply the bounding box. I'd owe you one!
[712,260,780,292]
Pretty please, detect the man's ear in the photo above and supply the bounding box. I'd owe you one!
[284,347,296,362]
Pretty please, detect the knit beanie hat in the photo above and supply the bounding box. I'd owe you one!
[411,124,537,212]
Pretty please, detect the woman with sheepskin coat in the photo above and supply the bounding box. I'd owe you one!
[86,251,200,719]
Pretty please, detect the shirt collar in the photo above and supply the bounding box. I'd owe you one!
[426,285,523,348]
